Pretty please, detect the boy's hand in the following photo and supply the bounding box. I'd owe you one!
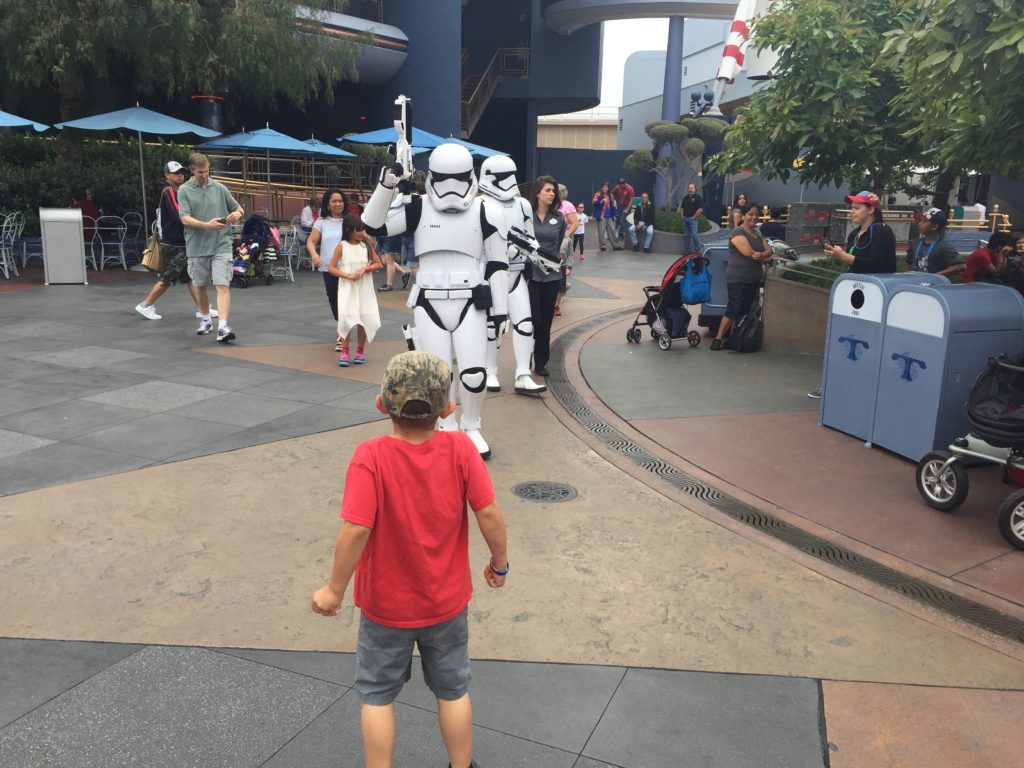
[312,585,344,616]
[483,561,506,588]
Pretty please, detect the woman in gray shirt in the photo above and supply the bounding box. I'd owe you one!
[528,175,565,377]
[711,201,773,351]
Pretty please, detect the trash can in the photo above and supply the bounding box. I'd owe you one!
[697,243,729,332]
[40,207,88,285]
[871,283,1024,461]
[820,273,949,442]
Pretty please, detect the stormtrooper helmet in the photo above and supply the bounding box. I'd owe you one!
[479,155,519,201]
[426,143,477,212]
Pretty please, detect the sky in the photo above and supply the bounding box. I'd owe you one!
[599,19,670,108]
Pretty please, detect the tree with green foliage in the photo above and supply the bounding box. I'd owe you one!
[624,117,728,208]
[0,1,360,122]
[712,0,924,194]
[882,0,1024,177]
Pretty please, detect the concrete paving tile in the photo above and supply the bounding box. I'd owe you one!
[0,428,55,458]
[322,383,383,414]
[213,648,356,687]
[165,393,310,429]
[0,357,79,382]
[237,332,329,346]
[241,372,370,404]
[822,680,1024,768]
[0,442,153,495]
[583,669,825,768]
[0,400,146,440]
[0,385,72,418]
[0,646,344,768]
[0,320,73,338]
[258,405,381,437]
[396,659,626,753]
[956,553,1024,605]
[573,759,618,768]
[104,354,214,379]
[70,413,242,462]
[0,638,142,728]
[163,427,292,461]
[83,380,225,412]
[165,363,294,391]
[0,336,81,359]
[5,368,152,398]
[261,694,578,768]
[26,345,150,369]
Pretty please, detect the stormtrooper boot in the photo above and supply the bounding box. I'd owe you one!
[514,374,546,395]
[485,372,501,392]
[463,428,491,460]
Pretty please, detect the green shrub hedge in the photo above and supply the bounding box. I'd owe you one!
[654,208,712,235]
[0,135,191,235]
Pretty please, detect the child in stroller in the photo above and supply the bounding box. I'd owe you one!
[625,253,705,350]
[233,214,279,287]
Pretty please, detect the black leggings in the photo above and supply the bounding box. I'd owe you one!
[528,279,560,371]
[572,233,584,255]
[322,271,339,321]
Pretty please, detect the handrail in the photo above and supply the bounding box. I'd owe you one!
[462,47,530,137]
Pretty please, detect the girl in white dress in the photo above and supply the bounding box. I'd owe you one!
[328,214,383,366]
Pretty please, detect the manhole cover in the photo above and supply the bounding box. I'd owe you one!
[511,481,578,503]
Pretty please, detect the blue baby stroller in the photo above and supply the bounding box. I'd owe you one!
[233,215,279,288]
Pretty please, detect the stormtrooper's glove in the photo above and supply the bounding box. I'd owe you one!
[378,164,403,190]
[490,314,509,336]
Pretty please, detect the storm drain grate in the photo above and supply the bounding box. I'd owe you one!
[547,310,1024,645]
[512,481,578,503]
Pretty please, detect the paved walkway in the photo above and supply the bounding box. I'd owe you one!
[1,248,1023,767]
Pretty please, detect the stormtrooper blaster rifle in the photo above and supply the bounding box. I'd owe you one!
[506,226,562,276]
[392,95,414,193]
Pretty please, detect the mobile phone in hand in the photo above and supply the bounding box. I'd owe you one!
[217,217,228,225]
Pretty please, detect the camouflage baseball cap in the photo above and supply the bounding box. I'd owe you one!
[380,351,451,419]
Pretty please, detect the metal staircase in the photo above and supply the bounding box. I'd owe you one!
[460,47,529,138]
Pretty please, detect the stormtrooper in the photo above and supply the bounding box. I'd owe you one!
[478,155,546,395]
[362,142,509,459]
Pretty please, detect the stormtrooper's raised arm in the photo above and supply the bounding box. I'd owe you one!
[481,199,509,319]
[361,166,408,236]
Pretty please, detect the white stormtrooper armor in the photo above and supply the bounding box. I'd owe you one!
[478,156,545,396]
[362,143,509,458]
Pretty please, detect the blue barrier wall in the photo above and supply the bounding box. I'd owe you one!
[536,148,653,210]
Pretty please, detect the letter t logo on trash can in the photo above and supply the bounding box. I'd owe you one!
[838,335,869,361]
[891,352,927,382]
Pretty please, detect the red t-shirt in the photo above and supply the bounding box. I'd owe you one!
[962,247,994,283]
[341,431,495,628]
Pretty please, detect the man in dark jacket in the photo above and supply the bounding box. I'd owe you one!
[629,192,657,253]
[134,161,216,321]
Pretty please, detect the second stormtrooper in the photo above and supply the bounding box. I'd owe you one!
[362,143,509,459]
[478,155,546,395]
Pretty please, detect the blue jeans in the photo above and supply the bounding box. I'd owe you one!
[682,217,701,254]
[629,224,655,250]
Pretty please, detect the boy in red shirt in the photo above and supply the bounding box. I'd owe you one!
[312,350,509,768]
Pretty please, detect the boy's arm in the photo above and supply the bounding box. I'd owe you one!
[473,500,509,588]
[312,521,372,616]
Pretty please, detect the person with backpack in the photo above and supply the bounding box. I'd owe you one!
[134,161,216,322]
[710,201,773,351]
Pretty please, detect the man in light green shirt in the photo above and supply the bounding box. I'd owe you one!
[178,152,244,342]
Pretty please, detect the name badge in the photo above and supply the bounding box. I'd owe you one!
[549,218,557,225]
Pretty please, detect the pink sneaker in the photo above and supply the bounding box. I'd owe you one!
[338,350,350,367]
[354,347,365,365]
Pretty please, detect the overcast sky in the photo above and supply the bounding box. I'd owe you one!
[599,18,670,108]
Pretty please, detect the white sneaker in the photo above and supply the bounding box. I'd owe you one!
[514,374,546,395]
[216,325,236,343]
[195,308,219,318]
[135,303,161,320]
[463,428,491,460]
[485,373,501,392]
[196,319,213,335]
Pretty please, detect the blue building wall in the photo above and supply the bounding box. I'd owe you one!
[378,0,462,138]
[537,148,651,211]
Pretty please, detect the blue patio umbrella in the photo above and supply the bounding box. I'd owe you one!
[56,105,220,233]
[340,126,449,149]
[441,137,507,159]
[197,126,349,215]
[0,109,48,132]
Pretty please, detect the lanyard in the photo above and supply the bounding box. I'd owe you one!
[915,237,937,267]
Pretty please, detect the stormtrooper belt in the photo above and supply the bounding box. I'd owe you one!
[421,288,474,300]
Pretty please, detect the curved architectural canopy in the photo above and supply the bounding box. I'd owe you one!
[544,0,738,35]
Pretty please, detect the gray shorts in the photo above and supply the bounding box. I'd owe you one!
[355,608,471,706]
[187,252,232,287]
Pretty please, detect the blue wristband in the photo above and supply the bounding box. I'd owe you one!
[489,558,509,576]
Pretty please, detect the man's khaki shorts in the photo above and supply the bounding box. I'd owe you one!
[187,253,232,287]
